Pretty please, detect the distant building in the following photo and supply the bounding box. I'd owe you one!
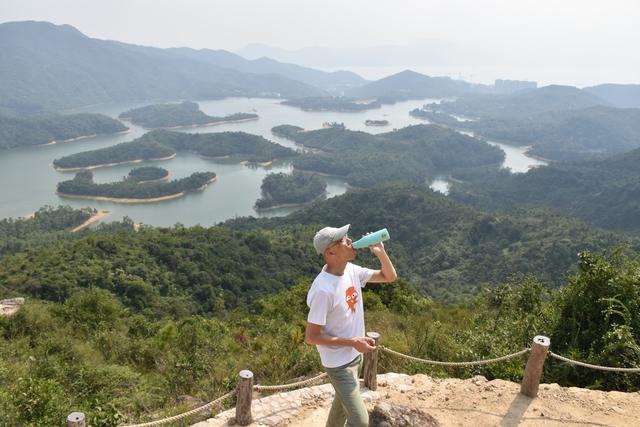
[494,79,537,94]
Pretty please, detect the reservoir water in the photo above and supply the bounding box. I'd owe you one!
[0,98,544,226]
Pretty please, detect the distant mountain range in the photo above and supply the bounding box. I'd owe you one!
[433,85,609,118]
[165,47,367,92]
[236,40,477,68]
[347,70,492,101]
[583,84,640,109]
[1,21,637,117]
[0,21,363,114]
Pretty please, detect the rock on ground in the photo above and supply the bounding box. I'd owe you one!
[0,298,24,317]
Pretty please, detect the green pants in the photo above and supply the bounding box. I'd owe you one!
[324,355,369,427]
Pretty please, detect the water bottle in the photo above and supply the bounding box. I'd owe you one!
[352,228,390,249]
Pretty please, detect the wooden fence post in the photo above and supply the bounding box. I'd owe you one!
[520,335,550,398]
[235,369,254,426]
[364,331,381,390]
[67,412,85,427]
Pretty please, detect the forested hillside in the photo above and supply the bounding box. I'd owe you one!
[57,170,216,201]
[0,21,324,115]
[1,232,638,425]
[166,47,366,91]
[53,130,297,169]
[274,124,504,187]
[347,70,491,102]
[0,206,95,258]
[227,183,636,300]
[413,105,640,161]
[1,182,639,425]
[118,101,257,129]
[449,147,640,234]
[255,172,327,209]
[0,114,127,149]
[584,84,640,108]
[430,85,607,119]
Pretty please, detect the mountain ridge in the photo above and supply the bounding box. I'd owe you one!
[0,21,336,114]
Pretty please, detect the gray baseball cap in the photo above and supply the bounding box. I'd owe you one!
[313,224,350,254]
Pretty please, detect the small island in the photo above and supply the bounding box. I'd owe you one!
[128,166,169,183]
[53,130,297,170]
[271,124,305,139]
[281,97,381,112]
[365,119,390,126]
[255,171,327,210]
[118,101,258,129]
[56,169,216,203]
[53,139,176,170]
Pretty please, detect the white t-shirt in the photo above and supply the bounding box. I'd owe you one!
[306,262,375,368]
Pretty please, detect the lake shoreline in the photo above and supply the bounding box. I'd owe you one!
[254,192,326,211]
[41,129,131,147]
[71,210,110,232]
[136,173,170,183]
[292,167,361,190]
[127,116,259,130]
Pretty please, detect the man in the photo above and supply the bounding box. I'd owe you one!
[305,224,397,427]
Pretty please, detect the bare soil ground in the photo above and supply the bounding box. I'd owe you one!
[296,374,640,427]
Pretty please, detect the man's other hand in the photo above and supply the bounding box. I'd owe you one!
[351,336,377,353]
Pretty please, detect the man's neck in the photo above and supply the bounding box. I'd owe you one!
[325,261,348,276]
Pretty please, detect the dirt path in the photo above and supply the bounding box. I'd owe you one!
[295,374,640,427]
[192,373,640,427]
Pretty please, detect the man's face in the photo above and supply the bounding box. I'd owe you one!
[324,235,356,262]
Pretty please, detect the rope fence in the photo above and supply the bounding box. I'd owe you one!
[253,372,328,392]
[64,333,640,427]
[119,391,234,427]
[549,351,640,373]
[380,345,530,367]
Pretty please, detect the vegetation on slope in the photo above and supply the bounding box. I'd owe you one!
[0,114,127,149]
[118,101,257,129]
[0,206,95,258]
[228,183,636,301]
[57,170,216,201]
[428,85,607,119]
[412,105,640,161]
[53,130,297,169]
[53,140,175,170]
[255,172,327,209]
[1,249,639,426]
[449,147,640,234]
[128,166,169,183]
[273,124,504,188]
[0,21,324,114]
[346,70,491,102]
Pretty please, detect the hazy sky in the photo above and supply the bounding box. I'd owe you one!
[2,0,639,85]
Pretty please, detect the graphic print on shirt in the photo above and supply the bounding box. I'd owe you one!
[345,286,358,313]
